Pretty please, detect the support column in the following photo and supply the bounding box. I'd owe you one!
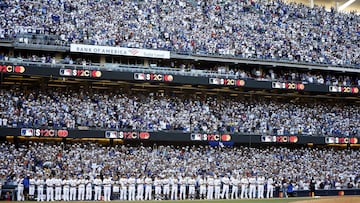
[309,0,314,8]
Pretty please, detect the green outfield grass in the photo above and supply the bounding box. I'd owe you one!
[14,197,318,203]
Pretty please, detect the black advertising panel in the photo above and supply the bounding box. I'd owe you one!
[2,127,358,145]
[1,63,359,95]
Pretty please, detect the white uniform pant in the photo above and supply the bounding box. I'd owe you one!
[170,185,177,200]
[55,187,62,200]
[144,185,152,200]
[207,186,214,200]
[29,185,36,196]
[258,184,264,198]
[188,186,195,198]
[94,186,102,201]
[154,186,161,200]
[63,188,70,201]
[214,186,221,199]
[17,186,24,201]
[136,185,144,200]
[249,185,256,199]
[241,185,248,199]
[120,187,127,201]
[199,185,206,198]
[222,185,229,199]
[163,185,170,197]
[266,185,274,198]
[128,186,135,201]
[179,186,186,200]
[104,186,111,201]
[86,186,92,200]
[78,187,85,201]
[46,187,54,201]
[37,186,44,201]
[231,186,238,199]
[70,187,77,200]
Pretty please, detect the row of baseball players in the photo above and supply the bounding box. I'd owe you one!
[16,173,278,201]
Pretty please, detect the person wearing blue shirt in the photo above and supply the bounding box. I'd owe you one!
[23,175,30,200]
[287,181,294,197]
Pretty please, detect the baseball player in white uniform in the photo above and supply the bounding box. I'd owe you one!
[45,175,54,201]
[214,175,221,199]
[162,175,170,200]
[188,175,196,200]
[170,175,178,200]
[120,175,128,201]
[128,174,136,201]
[144,175,152,200]
[77,176,86,201]
[199,175,206,199]
[230,175,240,199]
[17,175,25,201]
[179,175,187,200]
[154,176,162,200]
[54,176,62,201]
[266,176,274,198]
[103,175,112,201]
[29,175,36,200]
[136,175,144,200]
[207,175,214,200]
[257,175,265,198]
[221,175,230,199]
[35,175,45,201]
[69,175,77,201]
[85,176,93,200]
[240,175,249,199]
[249,175,257,199]
[93,175,103,201]
[62,176,70,201]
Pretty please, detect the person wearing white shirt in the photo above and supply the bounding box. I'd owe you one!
[112,175,120,200]
[249,175,257,199]
[230,175,240,199]
[127,174,136,201]
[54,176,62,201]
[207,175,214,200]
[70,175,78,201]
[17,175,25,201]
[154,176,162,200]
[120,174,128,201]
[103,175,112,201]
[85,177,92,200]
[179,175,187,200]
[45,175,54,201]
[144,175,152,200]
[170,175,178,200]
[257,175,265,199]
[78,176,86,201]
[240,176,249,199]
[214,175,221,199]
[136,175,144,200]
[162,175,170,200]
[29,175,36,200]
[35,175,45,201]
[198,175,206,199]
[62,176,70,201]
[187,175,196,200]
[221,175,230,199]
[266,177,274,198]
[93,175,102,201]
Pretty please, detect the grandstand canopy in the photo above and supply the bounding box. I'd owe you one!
[289,0,360,13]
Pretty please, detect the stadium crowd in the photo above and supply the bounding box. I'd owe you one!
[0,0,359,66]
[0,142,359,201]
[0,88,359,137]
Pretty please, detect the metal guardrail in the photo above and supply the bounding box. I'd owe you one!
[2,33,359,72]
